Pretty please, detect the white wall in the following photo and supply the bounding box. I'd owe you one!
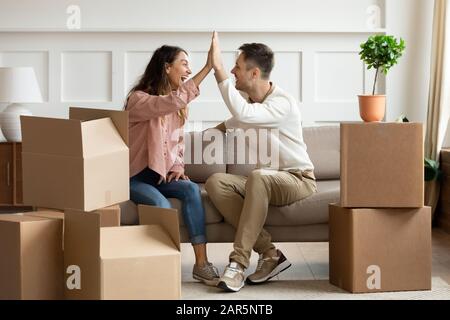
[0,0,385,31]
[386,0,434,123]
[0,0,434,128]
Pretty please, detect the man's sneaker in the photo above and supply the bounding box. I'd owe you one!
[217,262,245,292]
[193,262,220,286]
[246,249,291,284]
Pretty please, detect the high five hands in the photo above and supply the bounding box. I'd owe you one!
[209,31,223,71]
[208,31,228,82]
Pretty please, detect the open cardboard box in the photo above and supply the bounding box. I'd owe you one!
[20,107,130,212]
[64,205,181,300]
[0,205,122,300]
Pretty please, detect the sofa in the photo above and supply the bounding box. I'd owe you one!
[120,125,340,242]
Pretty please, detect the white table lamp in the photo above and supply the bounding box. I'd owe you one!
[0,67,43,142]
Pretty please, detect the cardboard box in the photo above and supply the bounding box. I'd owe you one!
[64,205,181,300]
[329,204,432,293]
[20,107,130,212]
[0,214,64,300]
[340,122,424,208]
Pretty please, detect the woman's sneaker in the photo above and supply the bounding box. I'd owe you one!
[246,249,291,284]
[192,262,220,286]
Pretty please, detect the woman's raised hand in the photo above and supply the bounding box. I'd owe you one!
[206,37,213,70]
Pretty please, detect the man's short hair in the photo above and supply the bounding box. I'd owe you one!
[238,43,274,80]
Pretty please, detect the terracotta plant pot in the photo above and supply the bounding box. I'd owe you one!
[358,95,386,122]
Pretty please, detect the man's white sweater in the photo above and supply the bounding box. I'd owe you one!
[219,78,314,172]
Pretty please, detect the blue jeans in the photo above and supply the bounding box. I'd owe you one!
[130,167,207,245]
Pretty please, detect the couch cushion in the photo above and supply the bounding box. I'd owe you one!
[265,180,340,226]
[120,180,339,230]
[184,129,227,183]
[303,125,340,180]
[179,223,329,243]
[226,125,340,180]
[120,183,224,226]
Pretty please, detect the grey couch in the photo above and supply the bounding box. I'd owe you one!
[120,125,340,242]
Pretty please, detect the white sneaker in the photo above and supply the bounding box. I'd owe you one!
[217,262,245,292]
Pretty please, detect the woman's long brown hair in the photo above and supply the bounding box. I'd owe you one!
[124,45,188,123]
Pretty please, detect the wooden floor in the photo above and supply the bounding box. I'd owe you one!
[181,227,450,285]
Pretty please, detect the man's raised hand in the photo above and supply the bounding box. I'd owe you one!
[211,31,224,71]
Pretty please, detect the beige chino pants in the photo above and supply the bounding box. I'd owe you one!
[205,169,317,269]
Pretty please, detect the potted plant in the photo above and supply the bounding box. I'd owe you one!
[358,35,405,122]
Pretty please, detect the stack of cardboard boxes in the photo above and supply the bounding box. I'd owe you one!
[0,107,181,300]
[329,122,432,293]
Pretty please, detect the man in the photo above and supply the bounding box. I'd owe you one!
[205,32,317,292]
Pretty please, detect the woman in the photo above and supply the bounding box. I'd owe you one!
[125,45,219,286]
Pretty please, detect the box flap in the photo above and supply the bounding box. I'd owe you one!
[100,225,179,259]
[94,205,121,227]
[138,205,180,251]
[70,107,129,146]
[0,214,49,223]
[20,116,83,156]
[64,209,101,300]
[24,211,65,221]
[81,118,128,158]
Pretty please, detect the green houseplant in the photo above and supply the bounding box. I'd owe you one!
[358,35,405,122]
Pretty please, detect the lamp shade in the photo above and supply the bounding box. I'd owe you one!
[0,67,43,103]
